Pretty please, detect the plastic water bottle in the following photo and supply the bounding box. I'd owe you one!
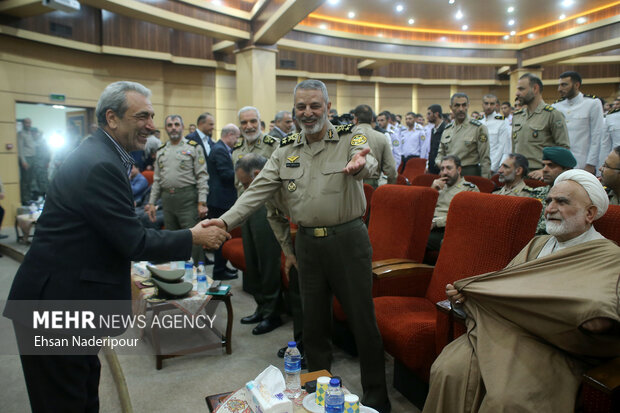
[325,378,344,413]
[184,262,194,283]
[196,275,207,294]
[283,341,301,400]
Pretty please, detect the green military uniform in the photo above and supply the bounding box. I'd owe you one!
[221,123,389,410]
[427,177,479,251]
[232,133,279,195]
[512,101,570,170]
[436,117,491,178]
[149,139,209,265]
[353,123,397,188]
[18,128,37,204]
[525,185,550,235]
[492,179,532,197]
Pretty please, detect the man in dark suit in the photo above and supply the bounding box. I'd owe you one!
[3,81,229,413]
[426,104,447,175]
[186,112,216,157]
[207,124,241,280]
[270,110,293,140]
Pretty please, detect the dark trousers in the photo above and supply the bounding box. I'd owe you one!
[0,203,4,228]
[427,227,445,251]
[241,206,282,319]
[286,266,304,343]
[208,206,229,274]
[461,164,482,177]
[13,322,101,413]
[295,219,388,409]
[20,156,36,204]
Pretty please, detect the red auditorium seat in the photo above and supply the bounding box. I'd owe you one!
[463,175,496,193]
[141,170,154,186]
[372,192,541,407]
[396,174,410,185]
[401,158,427,183]
[363,183,374,224]
[523,178,548,188]
[411,174,438,187]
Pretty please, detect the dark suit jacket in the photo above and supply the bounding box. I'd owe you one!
[269,127,287,140]
[4,129,192,324]
[185,131,214,158]
[428,121,447,175]
[207,140,237,210]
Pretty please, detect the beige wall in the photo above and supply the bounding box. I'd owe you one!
[378,84,413,118]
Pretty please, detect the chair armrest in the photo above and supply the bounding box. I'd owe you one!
[372,258,417,270]
[372,262,434,297]
[583,357,620,394]
[435,299,466,322]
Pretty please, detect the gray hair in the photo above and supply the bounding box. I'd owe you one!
[164,114,183,126]
[235,153,267,174]
[221,123,239,138]
[294,79,329,104]
[96,81,151,126]
[450,93,469,105]
[144,136,161,156]
[274,110,290,122]
[238,106,260,121]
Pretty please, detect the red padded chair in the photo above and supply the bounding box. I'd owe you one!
[524,178,548,188]
[373,192,541,406]
[463,175,496,193]
[396,174,410,185]
[221,227,245,272]
[411,174,438,187]
[141,170,154,186]
[490,173,502,188]
[363,184,374,224]
[402,158,427,183]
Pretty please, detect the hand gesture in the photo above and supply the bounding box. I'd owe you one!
[343,148,370,175]
[446,283,466,305]
[432,177,448,191]
[190,222,230,250]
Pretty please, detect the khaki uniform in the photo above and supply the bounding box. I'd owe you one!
[512,101,570,170]
[432,177,479,228]
[149,139,209,264]
[232,133,279,195]
[221,124,389,410]
[525,185,550,235]
[436,117,491,178]
[353,123,397,187]
[493,179,532,197]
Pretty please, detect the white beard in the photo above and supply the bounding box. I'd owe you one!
[545,210,587,238]
[242,129,261,143]
[299,114,326,135]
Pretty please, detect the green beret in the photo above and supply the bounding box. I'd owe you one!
[542,147,576,168]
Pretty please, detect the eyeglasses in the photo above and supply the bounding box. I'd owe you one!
[602,162,620,171]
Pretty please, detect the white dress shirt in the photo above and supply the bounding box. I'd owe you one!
[480,111,512,173]
[196,129,211,156]
[600,110,620,164]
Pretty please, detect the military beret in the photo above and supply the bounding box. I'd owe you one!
[542,147,577,168]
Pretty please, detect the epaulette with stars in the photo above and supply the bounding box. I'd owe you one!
[232,139,244,151]
[470,119,482,126]
[583,94,598,99]
[463,181,477,189]
[513,108,524,115]
[543,105,556,112]
[262,135,278,146]
[335,123,354,136]
[280,133,298,147]
[494,114,505,120]
[608,107,620,115]
[554,97,566,103]
[187,140,198,146]
[444,122,453,129]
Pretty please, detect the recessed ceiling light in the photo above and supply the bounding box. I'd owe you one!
[378,33,384,37]
[408,18,415,25]
[396,4,404,13]
[576,17,587,24]
[327,0,339,5]
[455,10,463,19]
[212,0,222,5]
[462,25,468,30]
[503,35,510,40]
[510,30,516,36]
[508,19,515,26]
[561,0,574,7]
[348,11,355,18]
[319,23,327,30]
[439,36,447,41]
[449,0,455,4]
[559,14,566,19]
[527,33,535,39]
[507,6,515,13]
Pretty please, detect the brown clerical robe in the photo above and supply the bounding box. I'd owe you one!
[424,235,620,413]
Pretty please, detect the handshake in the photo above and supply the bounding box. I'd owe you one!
[190,219,229,250]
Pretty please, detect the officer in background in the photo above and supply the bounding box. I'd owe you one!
[480,94,511,175]
[427,155,479,251]
[552,71,604,174]
[493,153,532,197]
[270,110,294,140]
[512,73,570,180]
[426,104,446,174]
[208,80,391,413]
[352,104,397,188]
[601,105,620,164]
[436,93,491,177]
[399,111,429,170]
[146,114,209,265]
[233,106,279,195]
[599,146,620,205]
[18,118,37,204]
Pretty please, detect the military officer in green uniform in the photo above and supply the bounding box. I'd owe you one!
[493,153,532,197]
[525,147,576,234]
[233,106,279,195]
[512,73,570,180]
[436,93,491,177]
[207,80,390,413]
[146,114,209,265]
[427,155,479,251]
[599,146,620,206]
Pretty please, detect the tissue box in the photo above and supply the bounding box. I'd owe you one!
[245,380,293,413]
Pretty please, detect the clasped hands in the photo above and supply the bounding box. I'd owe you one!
[190,218,230,250]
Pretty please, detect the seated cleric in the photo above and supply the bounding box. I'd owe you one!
[424,169,620,413]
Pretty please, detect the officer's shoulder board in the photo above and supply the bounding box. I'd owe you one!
[543,105,556,112]
[187,140,198,146]
[608,107,620,115]
[157,144,166,151]
[494,114,505,120]
[470,119,482,126]
[583,94,598,99]
[335,123,354,136]
[554,97,566,104]
[513,108,524,115]
[280,133,298,147]
[444,122,454,130]
[231,138,244,151]
[262,135,278,146]
[463,181,477,189]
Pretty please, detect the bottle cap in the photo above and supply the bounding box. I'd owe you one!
[287,341,296,348]
[198,261,204,266]
[329,378,340,387]
[185,262,193,269]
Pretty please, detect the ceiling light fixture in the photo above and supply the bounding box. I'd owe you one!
[510,30,516,36]
[507,6,515,13]
[576,17,587,24]
[462,25,468,30]
[455,10,463,19]
[559,14,566,19]
[396,4,404,13]
[348,11,355,18]
[561,0,574,7]
[503,34,510,40]
[527,33,535,39]
[408,18,415,25]
[211,0,222,5]
[449,0,455,4]
[319,23,327,30]
[378,33,384,37]
[508,19,515,26]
